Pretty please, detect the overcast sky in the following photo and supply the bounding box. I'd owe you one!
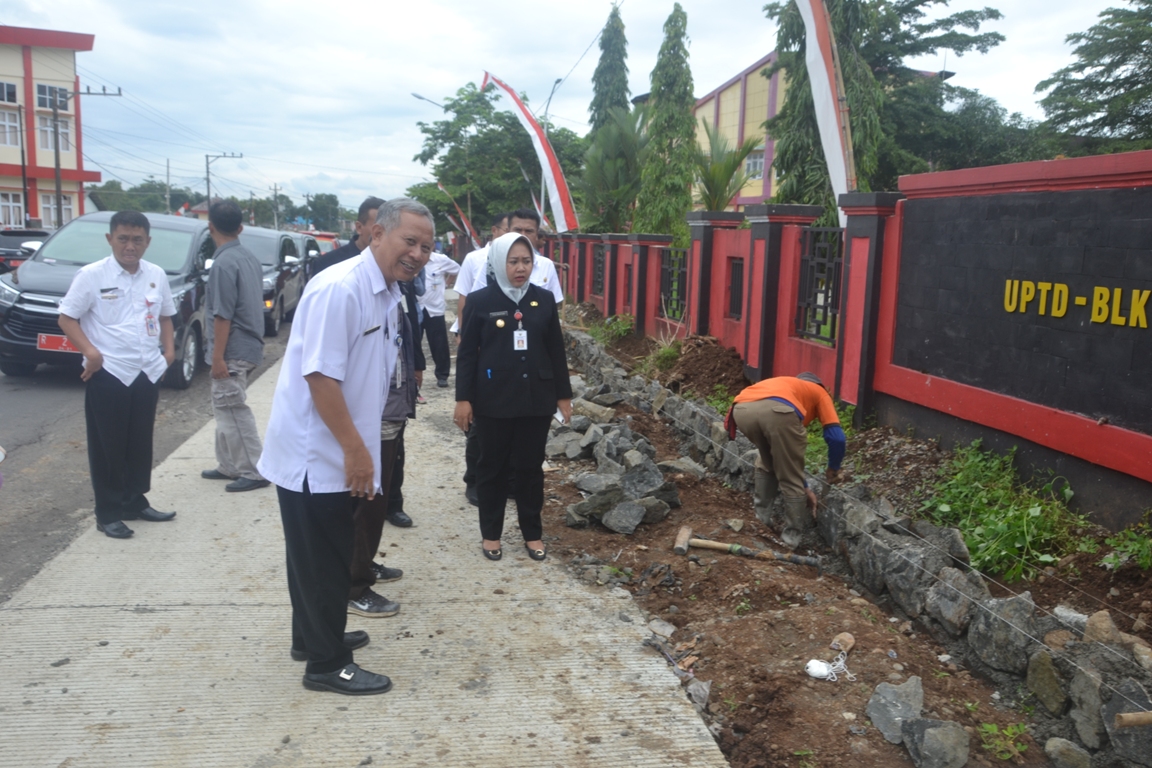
[6,0,1110,210]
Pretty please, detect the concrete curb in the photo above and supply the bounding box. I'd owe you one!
[0,355,728,766]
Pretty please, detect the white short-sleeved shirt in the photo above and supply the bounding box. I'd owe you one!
[58,256,177,386]
[257,249,402,494]
[449,249,563,332]
[416,252,461,318]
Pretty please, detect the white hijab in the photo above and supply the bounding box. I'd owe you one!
[486,232,533,305]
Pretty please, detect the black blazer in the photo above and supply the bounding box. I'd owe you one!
[456,283,572,419]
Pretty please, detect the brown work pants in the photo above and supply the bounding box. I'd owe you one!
[732,400,807,499]
[348,425,404,600]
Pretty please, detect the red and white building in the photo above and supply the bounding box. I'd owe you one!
[0,25,101,229]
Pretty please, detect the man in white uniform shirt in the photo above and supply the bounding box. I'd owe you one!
[416,251,460,387]
[257,198,434,696]
[58,210,178,540]
[450,211,509,334]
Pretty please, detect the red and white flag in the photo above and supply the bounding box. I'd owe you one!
[795,0,855,226]
[531,191,553,232]
[437,182,481,249]
[481,72,579,233]
[443,213,464,234]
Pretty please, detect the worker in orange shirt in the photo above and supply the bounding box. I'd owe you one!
[726,372,846,549]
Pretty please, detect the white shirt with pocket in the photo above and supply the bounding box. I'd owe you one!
[58,256,176,386]
[416,252,461,318]
[257,249,402,494]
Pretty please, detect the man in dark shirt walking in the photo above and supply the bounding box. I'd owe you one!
[310,196,384,277]
[200,201,269,492]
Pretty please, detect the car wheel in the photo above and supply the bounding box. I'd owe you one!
[166,325,199,390]
[264,299,283,337]
[0,360,36,377]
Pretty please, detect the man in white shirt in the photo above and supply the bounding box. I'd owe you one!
[58,210,178,540]
[257,198,434,696]
[450,211,509,334]
[416,251,460,387]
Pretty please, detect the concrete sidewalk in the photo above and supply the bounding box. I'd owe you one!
[0,358,728,767]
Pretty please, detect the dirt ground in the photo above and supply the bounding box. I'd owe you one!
[552,326,1152,766]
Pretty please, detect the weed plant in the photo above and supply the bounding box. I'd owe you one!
[587,313,635,347]
[924,440,1085,581]
[705,384,734,415]
[1101,512,1152,570]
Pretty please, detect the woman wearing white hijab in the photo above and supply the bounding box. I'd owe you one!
[454,232,573,561]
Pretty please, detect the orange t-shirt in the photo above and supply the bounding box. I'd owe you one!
[733,377,839,428]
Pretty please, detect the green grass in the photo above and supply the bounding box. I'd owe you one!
[587,313,635,347]
[1101,512,1152,570]
[705,384,734,415]
[922,440,1087,582]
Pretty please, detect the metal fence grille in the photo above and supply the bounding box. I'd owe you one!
[624,263,633,308]
[592,244,606,296]
[728,258,744,319]
[659,247,688,321]
[794,227,843,344]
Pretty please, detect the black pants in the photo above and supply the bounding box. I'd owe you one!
[84,369,159,525]
[464,423,516,492]
[350,428,404,599]
[420,310,451,382]
[475,414,552,542]
[278,478,356,675]
[387,427,406,516]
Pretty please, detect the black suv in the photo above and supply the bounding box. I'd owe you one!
[0,212,212,388]
[0,229,50,274]
[236,227,306,337]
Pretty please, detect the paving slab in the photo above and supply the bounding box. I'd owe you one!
[0,358,728,767]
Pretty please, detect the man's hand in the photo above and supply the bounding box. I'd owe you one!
[80,348,104,382]
[825,467,845,485]
[211,360,230,380]
[345,443,376,499]
[805,487,819,514]
[414,369,424,388]
[453,401,473,433]
[557,398,573,424]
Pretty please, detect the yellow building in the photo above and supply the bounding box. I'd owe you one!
[693,52,786,210]
[0,26,101,229]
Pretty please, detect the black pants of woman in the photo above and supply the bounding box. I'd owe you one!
[474,414,553,542]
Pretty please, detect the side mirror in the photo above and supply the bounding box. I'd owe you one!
[284,255,301,266]
[308,249,320,258]
[20,241,42,255]
[205,258,215,270]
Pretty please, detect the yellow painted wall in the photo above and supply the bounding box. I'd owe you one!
[0,46,26,170]
[31,48,76,171]
[694,98,714,151]
[717,82,741,145]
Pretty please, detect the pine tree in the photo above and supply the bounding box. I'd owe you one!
[633,3,695,245]
[588,5,630,134]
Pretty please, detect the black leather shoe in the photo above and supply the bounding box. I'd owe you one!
[201,469,234,480]
[132,507,176,522]
[524,543,547,561]
[291,630,369,662]
[465,484,479,506]
[302,663,392,695]
[385,509,413,528]
[96,521,134,539]
[436,378,449,388]
[225,477,271,493]
[482,546,502,561]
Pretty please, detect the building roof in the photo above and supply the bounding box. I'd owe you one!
[0,26,95,52]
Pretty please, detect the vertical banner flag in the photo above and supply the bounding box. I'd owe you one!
[531,191,553,232]
[795,0,856,226]
[481,72,579,233]
[437,182,481,249]
[443,213,464,234]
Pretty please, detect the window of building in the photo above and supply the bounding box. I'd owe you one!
[0,82,16,104]
[38,116,70,152]
[0,193,23,227]
[36,84,68,111]
[0,110,19,147]
[40,194,73,228]
[728,258,745,319]
[745,149,765,181]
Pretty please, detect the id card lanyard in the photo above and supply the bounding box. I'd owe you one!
[513,309,527,351]
[394,305,404,389]
[144,298,158,337]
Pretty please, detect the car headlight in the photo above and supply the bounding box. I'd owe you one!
[263,278,275,291]
[0,279,18,309]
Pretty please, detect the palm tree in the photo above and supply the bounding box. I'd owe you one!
[694,120,762,211]
[578,106,650,233]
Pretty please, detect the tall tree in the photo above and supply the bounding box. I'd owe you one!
[633,3,695,245]
[408,82,585,237]
[579,106,649,233]
[307,193,341,231]
[764,0,1007,217]
[589,5,631,134]
[1036,0,1152,142]
[694,121,761,211]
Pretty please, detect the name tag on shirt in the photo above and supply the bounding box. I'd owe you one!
[513,330,528,350]
[363,325,381,336]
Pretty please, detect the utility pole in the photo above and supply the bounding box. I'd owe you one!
[270,183,280,230]
[51,85,121,228]
[165,159,171,214]
[17,105,29,225]
[205,152,242,217]
[539,78,562,222]
[249,191,255,224]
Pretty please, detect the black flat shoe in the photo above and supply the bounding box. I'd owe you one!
[291,630,370,661]
[131,507,176,522]
[201,469,234,480]
[482,546,502,561]
[96,521,134,539]
[524,543,547,561]
[225,477,271,493]
[302,663,392,696]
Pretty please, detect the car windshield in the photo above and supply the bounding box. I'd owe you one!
[34,220,193,274]
[238,232,279,266]
[317,240,335,252]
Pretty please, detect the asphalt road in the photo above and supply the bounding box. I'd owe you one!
[0,327,290,604]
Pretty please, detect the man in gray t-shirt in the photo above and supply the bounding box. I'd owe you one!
[201,201,269,492]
